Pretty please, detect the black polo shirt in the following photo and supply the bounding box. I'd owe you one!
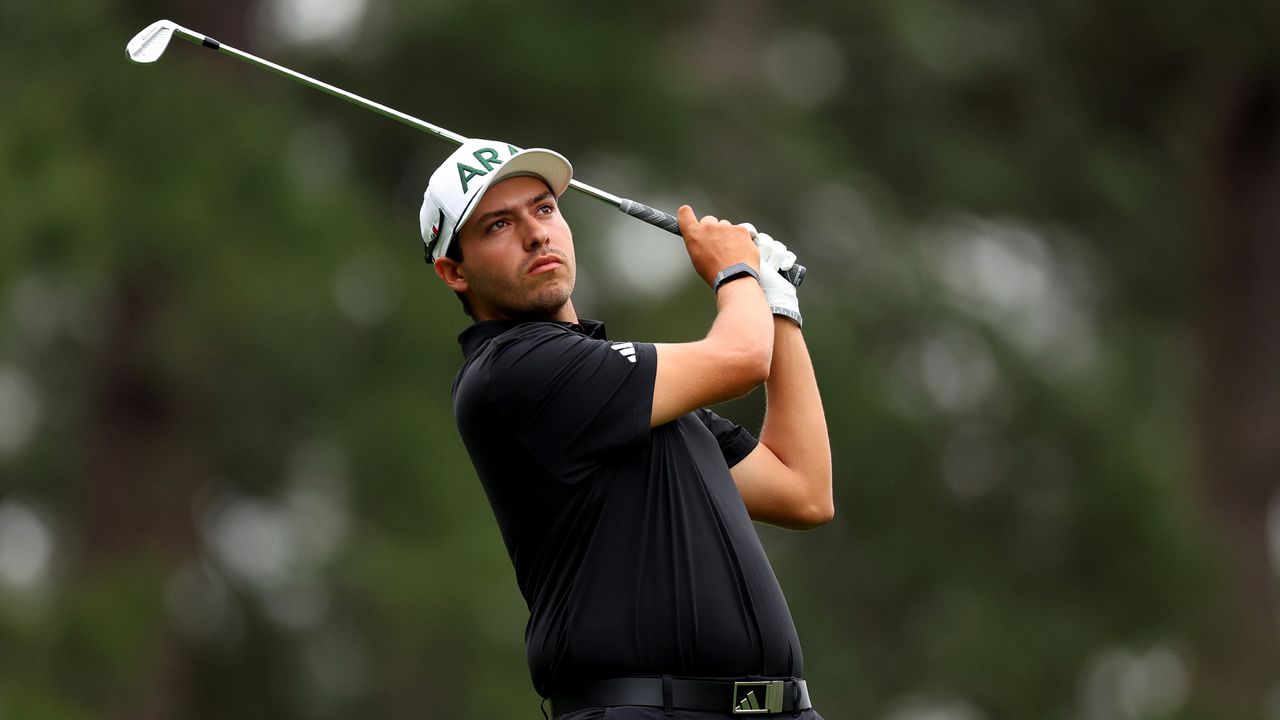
[453,318,804,697]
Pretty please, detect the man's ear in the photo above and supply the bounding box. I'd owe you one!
[433,257,469,293]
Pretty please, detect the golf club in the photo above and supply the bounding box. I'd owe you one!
[125,20,806,286]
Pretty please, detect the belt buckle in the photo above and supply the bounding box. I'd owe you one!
[732,680,784,714]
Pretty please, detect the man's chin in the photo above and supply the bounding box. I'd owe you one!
[493,284,573,321]
[521,291,572,319]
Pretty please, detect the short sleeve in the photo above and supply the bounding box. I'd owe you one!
[487,325,657,483]
[694,408,759,468]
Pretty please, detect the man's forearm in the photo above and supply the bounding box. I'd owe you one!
[759,318,832,515]
[707,278,774,371]
[650,278,773,426]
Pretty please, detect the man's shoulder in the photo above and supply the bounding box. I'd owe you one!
[455,319,649,408]
[456,321,584,388]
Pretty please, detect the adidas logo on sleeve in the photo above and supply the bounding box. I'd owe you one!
[611,342,637,364]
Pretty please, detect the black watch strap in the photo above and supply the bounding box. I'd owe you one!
[712,263,761,293]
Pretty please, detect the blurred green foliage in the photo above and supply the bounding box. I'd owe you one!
[1,0,1278,719]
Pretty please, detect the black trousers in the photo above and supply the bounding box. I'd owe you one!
[556,708,826,720]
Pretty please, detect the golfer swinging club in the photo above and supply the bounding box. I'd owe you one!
[421,139,833,719]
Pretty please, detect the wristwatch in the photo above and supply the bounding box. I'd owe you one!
[713,263,761,293]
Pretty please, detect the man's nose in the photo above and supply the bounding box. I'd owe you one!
[522,216,550,251]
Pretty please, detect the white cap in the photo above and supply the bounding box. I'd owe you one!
[419,139,573,263]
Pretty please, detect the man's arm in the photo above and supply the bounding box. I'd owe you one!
[731,318,833,530]
[651,206,774,426]
[730,231,833,530]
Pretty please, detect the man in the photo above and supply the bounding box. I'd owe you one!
[420,139,833,719]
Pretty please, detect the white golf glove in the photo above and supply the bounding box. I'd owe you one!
[739,223,802,328]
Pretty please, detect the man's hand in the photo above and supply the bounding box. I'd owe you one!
[740,223,803,328]
[677,205,760,287]
[651,206,773,426]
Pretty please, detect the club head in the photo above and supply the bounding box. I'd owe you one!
[126,20,178,63]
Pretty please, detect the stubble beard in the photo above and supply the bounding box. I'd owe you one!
[471,263,575,321]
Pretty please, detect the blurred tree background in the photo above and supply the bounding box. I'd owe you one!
[1,0,1278,718]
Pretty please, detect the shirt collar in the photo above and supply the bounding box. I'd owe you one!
[459,318,608,359]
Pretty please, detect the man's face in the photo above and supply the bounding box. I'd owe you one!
[436,175,576,322]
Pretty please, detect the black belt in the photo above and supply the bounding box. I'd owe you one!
[551,676,812,716]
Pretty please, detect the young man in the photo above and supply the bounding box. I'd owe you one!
[421,139,833,719]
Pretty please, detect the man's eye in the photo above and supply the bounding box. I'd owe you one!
[538,204,554,214]
[488,219,509,232]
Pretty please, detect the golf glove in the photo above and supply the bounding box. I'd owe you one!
[739,223,802,328]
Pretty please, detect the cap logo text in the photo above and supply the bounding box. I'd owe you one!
[457,144,522,193]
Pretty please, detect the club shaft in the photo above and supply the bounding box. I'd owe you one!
[164,25,805,285]
[174,28,626,207]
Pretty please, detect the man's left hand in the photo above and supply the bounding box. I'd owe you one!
[740,223,802,328]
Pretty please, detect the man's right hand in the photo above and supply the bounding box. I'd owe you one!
[651,206,774,426]
[677,205,761,287]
